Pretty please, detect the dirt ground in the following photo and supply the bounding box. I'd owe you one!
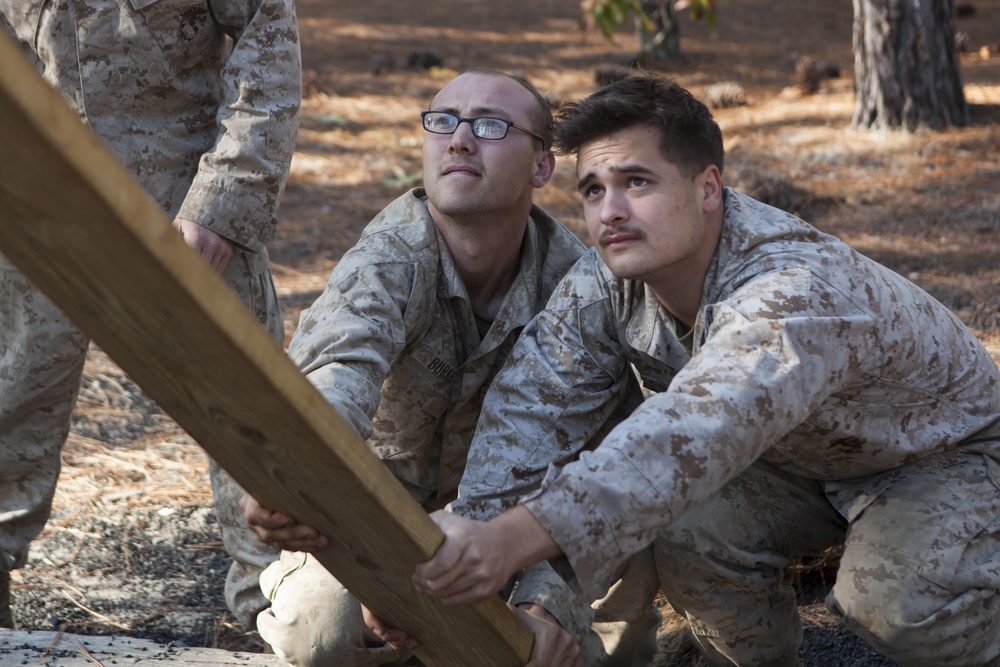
[8,0,1000,665]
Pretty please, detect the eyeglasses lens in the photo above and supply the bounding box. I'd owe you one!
[425,113,456,133]
[423,113,512,141]
[472,118,508,140]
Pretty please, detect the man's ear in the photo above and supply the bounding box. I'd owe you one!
[531,152,556,188]
[700,164,723,211]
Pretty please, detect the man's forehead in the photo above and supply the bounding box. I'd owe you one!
[430,99,508,116]
[431,73,527,114]
[577,126,665,171]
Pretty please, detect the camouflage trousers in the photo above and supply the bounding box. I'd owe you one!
[0,252,88,572]
[256,548,661,667]
[652,452,1000,667]
[0,249,282,623]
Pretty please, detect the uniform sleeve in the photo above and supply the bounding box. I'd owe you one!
[286,247,428,440]
[522,267,879,600]
[451,260,638,523]
[508,562,594,646]
[177,0,301,251]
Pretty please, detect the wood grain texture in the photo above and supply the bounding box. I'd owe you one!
[0,629,287,666]
[0,32,532,667]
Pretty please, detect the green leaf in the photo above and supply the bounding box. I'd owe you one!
[583,0,728,44]
[382,166,423,189]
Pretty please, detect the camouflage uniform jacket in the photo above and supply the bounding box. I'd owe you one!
[287,188,594,637]
[0,0,300,256]
[454,188,1000,601]
[288,188,586,503]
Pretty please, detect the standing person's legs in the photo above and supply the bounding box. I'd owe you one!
[257,551,416,667]
[829,448,1000,667]
[654,460,845,667]
[0,252,88,627]
[210,248,284,628]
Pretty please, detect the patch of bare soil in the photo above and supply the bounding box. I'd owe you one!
[9,0,999,665]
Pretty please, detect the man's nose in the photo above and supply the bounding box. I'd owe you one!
[448,121,477,151]
[599,190,628,225]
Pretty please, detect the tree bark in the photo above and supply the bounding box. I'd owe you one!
[852,0,969,131]
[636,1,681,62]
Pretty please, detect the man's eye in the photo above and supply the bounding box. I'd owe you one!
[628,177,647,187]
[478,120,506,135]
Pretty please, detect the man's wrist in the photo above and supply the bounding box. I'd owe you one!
[489,505,562,574]
[515,602,559,626]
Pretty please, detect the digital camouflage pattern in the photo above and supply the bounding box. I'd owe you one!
[0,257,88,573]
[1,0,301,249]
[453,189,1000,665]
[255,188,593,664]
[0,0,300,627]
[287,188,584,503]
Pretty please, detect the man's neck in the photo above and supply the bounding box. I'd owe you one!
[433,209,529,320]
[650,209,724,329]
[654,278,705,331]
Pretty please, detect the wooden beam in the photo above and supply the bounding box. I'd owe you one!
[0,629,286,666]
[0,32,532,667]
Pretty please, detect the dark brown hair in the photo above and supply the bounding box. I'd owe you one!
[554,75,724,178]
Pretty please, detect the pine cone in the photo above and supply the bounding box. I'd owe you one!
[795,56,821,95]
[706,81,747,109]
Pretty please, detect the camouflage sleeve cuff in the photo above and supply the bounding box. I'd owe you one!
[509,562,593,645]
[177,181,278,253]
[520,467,627,603]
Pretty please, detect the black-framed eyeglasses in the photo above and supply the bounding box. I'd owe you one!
[421,111,547,150]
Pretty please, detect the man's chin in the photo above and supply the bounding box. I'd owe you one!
[599,255,645,282]
[428,191,484,217]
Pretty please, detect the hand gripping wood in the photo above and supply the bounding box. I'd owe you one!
[0,32,533,667]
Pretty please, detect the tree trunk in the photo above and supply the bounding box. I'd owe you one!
[636,1,681,62]
[852,0,969,131]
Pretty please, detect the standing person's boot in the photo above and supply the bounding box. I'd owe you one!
[0,570,13,629]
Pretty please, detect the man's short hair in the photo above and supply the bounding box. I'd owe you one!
[554,74,724,178]
[463,68,554,151]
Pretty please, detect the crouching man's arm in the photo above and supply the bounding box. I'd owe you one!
[239,493,329,552]
[414,507,562,605]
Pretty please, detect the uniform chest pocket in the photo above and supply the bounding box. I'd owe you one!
[372,350,454,459]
